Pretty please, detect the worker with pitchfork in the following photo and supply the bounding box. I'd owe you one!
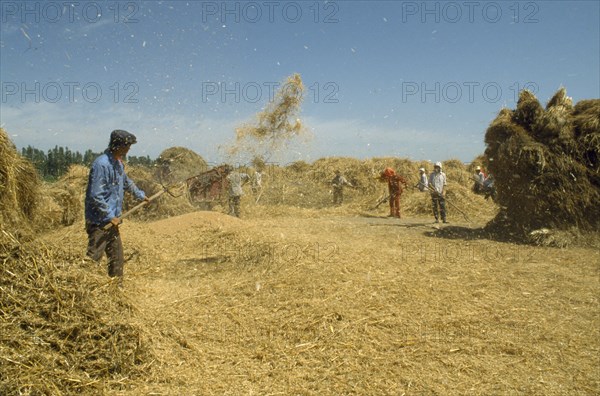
[84,130,149,285]
[379,167,408,218]
[331,169,353,205]
[225,165,250,218]
[429,162,448,224]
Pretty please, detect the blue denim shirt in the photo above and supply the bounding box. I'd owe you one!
[85,150,146,225]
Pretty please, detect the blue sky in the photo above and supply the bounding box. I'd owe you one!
[1,0,598,164]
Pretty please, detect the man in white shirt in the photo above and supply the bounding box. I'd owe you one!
[428,162,447,223]
[251,170,263,195]
[226,167,250,217]
[418,167,428,192]
[473,165,485,194]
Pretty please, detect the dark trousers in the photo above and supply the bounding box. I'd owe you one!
[229,195,241,217]
[86,222,124,277]
[333,188,343,205]
[431,194,446,221]
[389,192,401,218]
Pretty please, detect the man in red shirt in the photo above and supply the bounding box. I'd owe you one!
[380,167,408,218]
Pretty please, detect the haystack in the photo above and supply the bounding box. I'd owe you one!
[41,164,89,227]
[155,146,208,185]
[572,99,600,172]
[0,128,40,238]
[125,164,196,221]
[484,88,600,239]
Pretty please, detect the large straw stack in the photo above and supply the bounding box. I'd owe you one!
[0,128,40,239]
[484,88,600,237]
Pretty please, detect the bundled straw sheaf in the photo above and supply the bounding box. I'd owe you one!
[484,88,600,236]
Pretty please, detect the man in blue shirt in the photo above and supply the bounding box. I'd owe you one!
[85,130,148,282]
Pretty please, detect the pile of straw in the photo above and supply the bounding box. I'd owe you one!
[0,239,155,394]
[0,128,40,239]
[41,164,89,227]
[155,146,208,185]
[572,99,600,173]
[484,88,600,239]
[124,164,196,221]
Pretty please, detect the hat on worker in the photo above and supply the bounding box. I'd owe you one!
[382,167,395,177]
[434,162,442,169]
[475,165,481,171]
[109,129,137,150]
[419,167,425,172]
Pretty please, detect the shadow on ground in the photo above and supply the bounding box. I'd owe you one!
[424,225,526,245]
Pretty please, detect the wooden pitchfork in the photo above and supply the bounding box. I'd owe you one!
[103,183,184,230]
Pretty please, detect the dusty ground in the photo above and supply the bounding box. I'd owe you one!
[48,205,599,395]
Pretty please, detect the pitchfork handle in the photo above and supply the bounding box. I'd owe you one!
[102,189,166,230]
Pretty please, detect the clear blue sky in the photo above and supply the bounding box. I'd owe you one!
[1,0,598,164]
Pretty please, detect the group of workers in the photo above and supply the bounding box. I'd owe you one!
[330,163,447,222]
[472,166,497,201]
[375,162,447,223]
[333,161,497,223]
[84,129,497,286]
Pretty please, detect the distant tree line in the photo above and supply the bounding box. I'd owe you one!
[20,145,155,180]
